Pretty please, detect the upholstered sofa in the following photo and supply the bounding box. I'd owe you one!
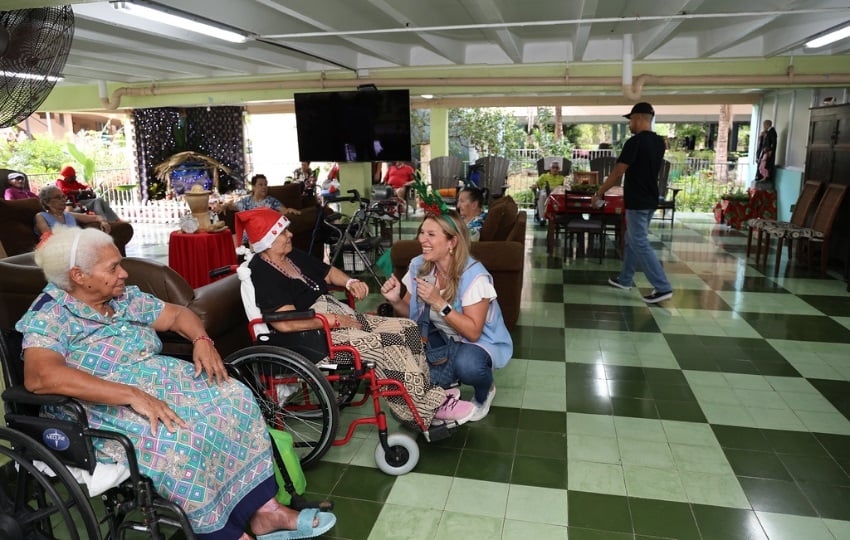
[0,197,135,259]
[0,253,251,360]
[390,196,526,329]
[218,182,329,258]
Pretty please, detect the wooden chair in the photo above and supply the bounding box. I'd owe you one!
[563,216,606,263]
[655,159,679,225]
[429,156,463,206]
[474,156,510,205]
[589,156,617,179]
[764,183,847,276]
[536,157,572,176]
[746,180,823,265]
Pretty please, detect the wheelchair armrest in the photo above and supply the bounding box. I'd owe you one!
[263,309,316,322]
[3,385,90,425]
[4,384,75,407]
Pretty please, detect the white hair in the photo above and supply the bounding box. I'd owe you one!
[34,225,115,290]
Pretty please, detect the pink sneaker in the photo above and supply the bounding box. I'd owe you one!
[433,396,476,425]
[444,387,461,400]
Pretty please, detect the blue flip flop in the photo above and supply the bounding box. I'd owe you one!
[256,508,336,540]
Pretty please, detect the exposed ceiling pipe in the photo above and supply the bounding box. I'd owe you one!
[98,72,850,110]
[622,34,641,101]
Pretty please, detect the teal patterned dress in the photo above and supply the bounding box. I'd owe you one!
[16,284,276,539]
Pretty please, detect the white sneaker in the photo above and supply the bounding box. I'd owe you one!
[468,387,496,422]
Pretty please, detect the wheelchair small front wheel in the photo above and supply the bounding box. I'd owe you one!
[374,433,419,475]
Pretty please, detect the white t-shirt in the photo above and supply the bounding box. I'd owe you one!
[402,270,497,338]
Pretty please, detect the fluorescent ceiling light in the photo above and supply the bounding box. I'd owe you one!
[1,71,63,82]
[111,1,248,43]
[421,94,434,99]
[805,26,850,48]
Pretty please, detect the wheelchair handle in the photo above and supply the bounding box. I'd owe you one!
[328,189,361,204]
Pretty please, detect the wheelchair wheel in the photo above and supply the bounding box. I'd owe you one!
[0,427,101,540]
[226,346,340,469]
[374,433,419,476]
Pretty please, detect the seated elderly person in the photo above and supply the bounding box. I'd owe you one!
[16,225,336,540]
[381,210,513,423]
[456,186,487,241]
[534,161,566,223]
[35,185,111,236]
[236,207,476,427]
[4,171,38,200]
[217,174,300,217]
[56,165,122,222]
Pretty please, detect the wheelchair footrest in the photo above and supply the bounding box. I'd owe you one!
[423,423,453,442]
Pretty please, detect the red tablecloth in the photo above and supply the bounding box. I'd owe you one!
[713,190,778,229]
[545,187,624,255]
[168,230,237,288]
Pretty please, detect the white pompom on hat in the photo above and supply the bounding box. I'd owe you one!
[234,207,290,253]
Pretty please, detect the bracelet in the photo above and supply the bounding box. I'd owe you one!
[333,315,341,329]
[345,278,358,291]
[192,335,214,346]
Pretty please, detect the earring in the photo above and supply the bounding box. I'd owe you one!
[449,247,454,255]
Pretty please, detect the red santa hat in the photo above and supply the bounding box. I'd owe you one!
[234,208,290,253]
[60,165,76,178]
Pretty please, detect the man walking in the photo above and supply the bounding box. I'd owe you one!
[592,102,673,304]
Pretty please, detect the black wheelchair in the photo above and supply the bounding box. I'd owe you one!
[0,329,195,540]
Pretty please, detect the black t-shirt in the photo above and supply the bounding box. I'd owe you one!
[248,249,331,312]
[617,130,666,210]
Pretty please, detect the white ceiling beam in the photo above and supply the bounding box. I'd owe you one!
[633,0,707,59]
[365,0,466,64]
[571,0,598,62]
[459,0,523,63]
[252,0,411,66]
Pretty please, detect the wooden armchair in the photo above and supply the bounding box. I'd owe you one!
[746,180,823,265]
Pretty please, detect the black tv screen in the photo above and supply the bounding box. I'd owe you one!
[294,89,411,163]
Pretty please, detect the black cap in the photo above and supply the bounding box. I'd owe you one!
[624,102,655,118]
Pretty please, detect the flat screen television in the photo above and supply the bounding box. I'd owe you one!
[294,89,411,163]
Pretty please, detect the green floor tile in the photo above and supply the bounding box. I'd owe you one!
[691,504,768,540]
[761,429,831,457]
[712,425,773,452]
[511,455,568,489]
[518,409,567,433]
[738,477,817,516]
[463,425,517,454]
[611,397,659,419]
[655,399,707,422]
[331,465,396,502]
[778,453,850,484]
[568,491,633,533]
[797,481,850,520]
[724,448,793,480]
[515,430,568,459]
[410,445,461,476]
[455,448,513,483]
[326,496,382,540]
[628,497,701,539]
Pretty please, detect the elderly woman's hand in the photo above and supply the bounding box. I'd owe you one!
[346,278,369,301]
[128,388,188,434]
[191,337,229,385]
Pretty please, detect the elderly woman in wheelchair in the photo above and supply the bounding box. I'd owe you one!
[10,225,335,539]
[235,208,477,430]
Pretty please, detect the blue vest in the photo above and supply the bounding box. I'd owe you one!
[408,254,513,369]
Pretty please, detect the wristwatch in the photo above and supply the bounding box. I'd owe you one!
[439,304,453,317]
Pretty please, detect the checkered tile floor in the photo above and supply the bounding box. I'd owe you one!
[116,214,850,538]
[300,212,850,540]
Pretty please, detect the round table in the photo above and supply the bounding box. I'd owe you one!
[168,230,236,288]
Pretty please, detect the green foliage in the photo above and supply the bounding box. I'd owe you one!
[512,188,535,205]
[0,129,131,180]
[0,134,67,173]
[410,109,430,146]
[66,142,95,183]
[449,108,525,157]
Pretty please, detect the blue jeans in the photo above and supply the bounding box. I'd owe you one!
[422,323,493,404]
[618,208,672,293]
